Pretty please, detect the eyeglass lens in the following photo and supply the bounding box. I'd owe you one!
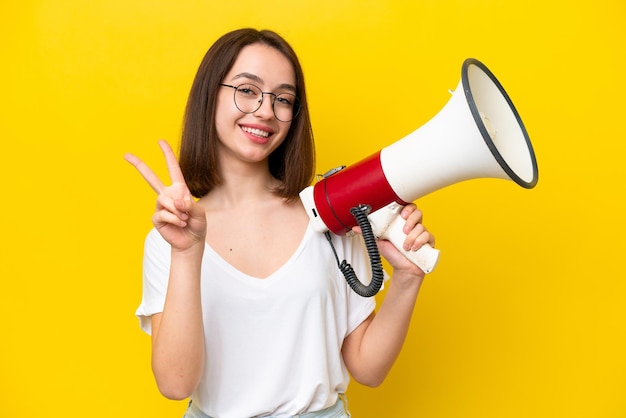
[232,84,299,122]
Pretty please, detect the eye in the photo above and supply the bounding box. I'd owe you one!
[237,84,260,96]
[275,94,295,107]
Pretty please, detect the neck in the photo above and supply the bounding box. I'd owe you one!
[200,160,282,210]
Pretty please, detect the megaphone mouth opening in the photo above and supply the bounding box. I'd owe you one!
[462,58,538,189]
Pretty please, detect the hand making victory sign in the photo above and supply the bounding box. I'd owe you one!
[125,140,207,252]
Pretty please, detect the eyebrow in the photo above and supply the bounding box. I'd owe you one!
[232,72,296,93]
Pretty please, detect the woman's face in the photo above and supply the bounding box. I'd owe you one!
[215,43,296,167]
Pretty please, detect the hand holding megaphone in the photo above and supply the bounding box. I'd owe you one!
[367,202,440,274]
[300,58,538,297]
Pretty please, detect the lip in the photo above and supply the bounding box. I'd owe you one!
[240,124,274,144]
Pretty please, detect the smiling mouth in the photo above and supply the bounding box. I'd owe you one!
[241,126,271,138]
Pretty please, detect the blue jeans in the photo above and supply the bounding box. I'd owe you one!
[183,394,351,418]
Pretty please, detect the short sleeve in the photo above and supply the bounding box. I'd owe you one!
[135,228,171,335]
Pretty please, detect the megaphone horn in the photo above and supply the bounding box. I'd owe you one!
[300,58,539,297]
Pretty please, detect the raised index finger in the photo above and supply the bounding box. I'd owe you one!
[124,152,165,194]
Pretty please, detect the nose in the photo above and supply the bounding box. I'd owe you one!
[254,93,275,119]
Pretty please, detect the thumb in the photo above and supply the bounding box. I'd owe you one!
[174,197,205,219]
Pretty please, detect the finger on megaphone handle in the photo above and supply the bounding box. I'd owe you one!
[376,209,439,274]
[401,242,440,274]
[397,204,433,250]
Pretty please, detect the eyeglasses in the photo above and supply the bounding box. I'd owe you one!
[220,83,300,122]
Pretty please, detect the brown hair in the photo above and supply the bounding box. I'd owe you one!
[179,28,315,200]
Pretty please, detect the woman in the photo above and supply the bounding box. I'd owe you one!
[125,28,434,418]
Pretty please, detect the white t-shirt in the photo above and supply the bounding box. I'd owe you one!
[136,221,377,418]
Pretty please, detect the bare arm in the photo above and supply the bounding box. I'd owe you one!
[150,243,205,399]
[126,140,207,399]
[342,204,432,387]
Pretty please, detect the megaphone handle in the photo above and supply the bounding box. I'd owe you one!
[385,228,440,274]
[368,204,440,274]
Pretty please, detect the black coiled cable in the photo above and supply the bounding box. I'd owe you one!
[325,204,384,297]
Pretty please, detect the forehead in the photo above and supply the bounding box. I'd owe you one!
[225,43,296,88]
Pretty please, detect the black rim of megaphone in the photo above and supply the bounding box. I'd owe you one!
[462,58,538,189]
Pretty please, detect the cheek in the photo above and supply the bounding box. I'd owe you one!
[271,128,294,155]
[214,109,233,145]
[215,93,238,120]
[214,100,239,132]
[273,123,292,145]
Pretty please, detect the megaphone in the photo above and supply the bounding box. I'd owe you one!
[299,58,538,297]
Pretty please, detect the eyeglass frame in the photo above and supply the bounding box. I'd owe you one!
[219,83,301,122]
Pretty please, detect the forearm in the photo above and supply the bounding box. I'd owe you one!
[347,273,423,387]
[151,245,205,399]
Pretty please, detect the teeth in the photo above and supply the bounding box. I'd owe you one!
[242,126,270,138]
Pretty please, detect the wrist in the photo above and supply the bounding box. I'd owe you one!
[171,241,205,259]
[388,270,424,293]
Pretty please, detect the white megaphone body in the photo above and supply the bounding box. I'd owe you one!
[299,58,538,296]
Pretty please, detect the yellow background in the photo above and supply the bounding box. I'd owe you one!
[1,1,625,417]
